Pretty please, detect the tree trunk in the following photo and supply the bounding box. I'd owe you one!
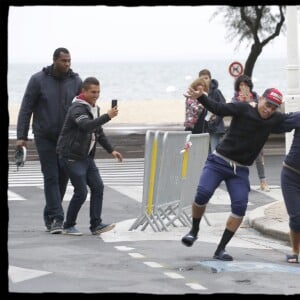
[244,43,263,77]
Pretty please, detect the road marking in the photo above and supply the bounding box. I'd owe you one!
[143,261,163,268]
[114,246,134,251]
[128,252,145,258]
[185,282,207,290]
[164,272,184,279]
[8,158,144,187]
[7,191,26,200]
[9,266,51,283]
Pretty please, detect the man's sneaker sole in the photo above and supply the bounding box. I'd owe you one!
[63,230,83,236]
[50,228,63,234]
[92,223,116,235]
[62,228,82,235]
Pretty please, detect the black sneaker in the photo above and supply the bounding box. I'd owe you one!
[213,249,233,261]
[91,223,115,235]
[50,220,63,234]
[181,232,197,247]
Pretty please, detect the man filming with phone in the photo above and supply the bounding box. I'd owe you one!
[56,76,123,236]
[111,99,118,108]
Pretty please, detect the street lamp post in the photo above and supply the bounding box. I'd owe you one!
[285,6,300,153]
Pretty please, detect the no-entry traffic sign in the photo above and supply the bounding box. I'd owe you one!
[229,61,244,77]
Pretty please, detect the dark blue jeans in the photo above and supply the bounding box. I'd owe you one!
[281,167,300,232]
[195,153,250,217]
[59,156,104,231]
[34,136,68,225]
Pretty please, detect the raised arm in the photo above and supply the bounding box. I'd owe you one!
[271,111,300,133]
[185,87,244,117]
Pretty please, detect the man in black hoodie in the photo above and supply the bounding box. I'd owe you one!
[198,69,226,153]
[16,47,82,234]
[181,86,300,261]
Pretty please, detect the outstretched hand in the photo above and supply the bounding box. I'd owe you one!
[111,150,123,162]
[183,87,203,99]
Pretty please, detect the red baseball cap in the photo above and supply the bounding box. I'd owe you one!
[262,88,283,107]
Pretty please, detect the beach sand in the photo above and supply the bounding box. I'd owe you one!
[8,99,185,126]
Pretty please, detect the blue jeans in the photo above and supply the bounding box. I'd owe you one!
[195,153,250,217]
[59,156,104,231]
[34,136,68,225]
[281,167,300,232]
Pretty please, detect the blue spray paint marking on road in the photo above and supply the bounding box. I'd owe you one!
[198,261,300,274]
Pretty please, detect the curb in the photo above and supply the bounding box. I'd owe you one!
[247,201,290,242]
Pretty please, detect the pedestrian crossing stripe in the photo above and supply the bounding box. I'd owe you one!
[8,158,144,187]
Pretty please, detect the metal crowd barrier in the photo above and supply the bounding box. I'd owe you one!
[178,133,210,226]
[129,130,210,232]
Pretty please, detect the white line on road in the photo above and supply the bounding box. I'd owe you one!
[164,272,184,279]
[143,261,163,268]
[128,252,145,258]
[9,266,51,283]
[185,282,207,290]
[114,246,135,251]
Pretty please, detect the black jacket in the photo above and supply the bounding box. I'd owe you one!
[206,79,226,135]
[17,65,82,142]
[56,101,114,160]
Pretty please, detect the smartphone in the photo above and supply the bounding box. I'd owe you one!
[111,99,118,108]
[241,86,250,97]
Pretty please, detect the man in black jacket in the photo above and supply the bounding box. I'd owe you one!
[56,77,122,236]
[198,69,226,152]
[16,48,82,234]
[181,86,300,261]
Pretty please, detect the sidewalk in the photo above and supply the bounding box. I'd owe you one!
[247,189,290,242]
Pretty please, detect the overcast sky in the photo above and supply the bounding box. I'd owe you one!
[8,5,290,63]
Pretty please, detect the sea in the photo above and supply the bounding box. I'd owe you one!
[7,58,287,104]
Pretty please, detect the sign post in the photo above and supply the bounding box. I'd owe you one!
[228,61,244,78]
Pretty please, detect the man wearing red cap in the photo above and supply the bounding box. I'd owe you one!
[181,86,300,262]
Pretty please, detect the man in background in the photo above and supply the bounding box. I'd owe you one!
[16,47,82,234]
[198,69,226,153]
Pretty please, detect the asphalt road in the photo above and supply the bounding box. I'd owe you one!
[6,154,300,295]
